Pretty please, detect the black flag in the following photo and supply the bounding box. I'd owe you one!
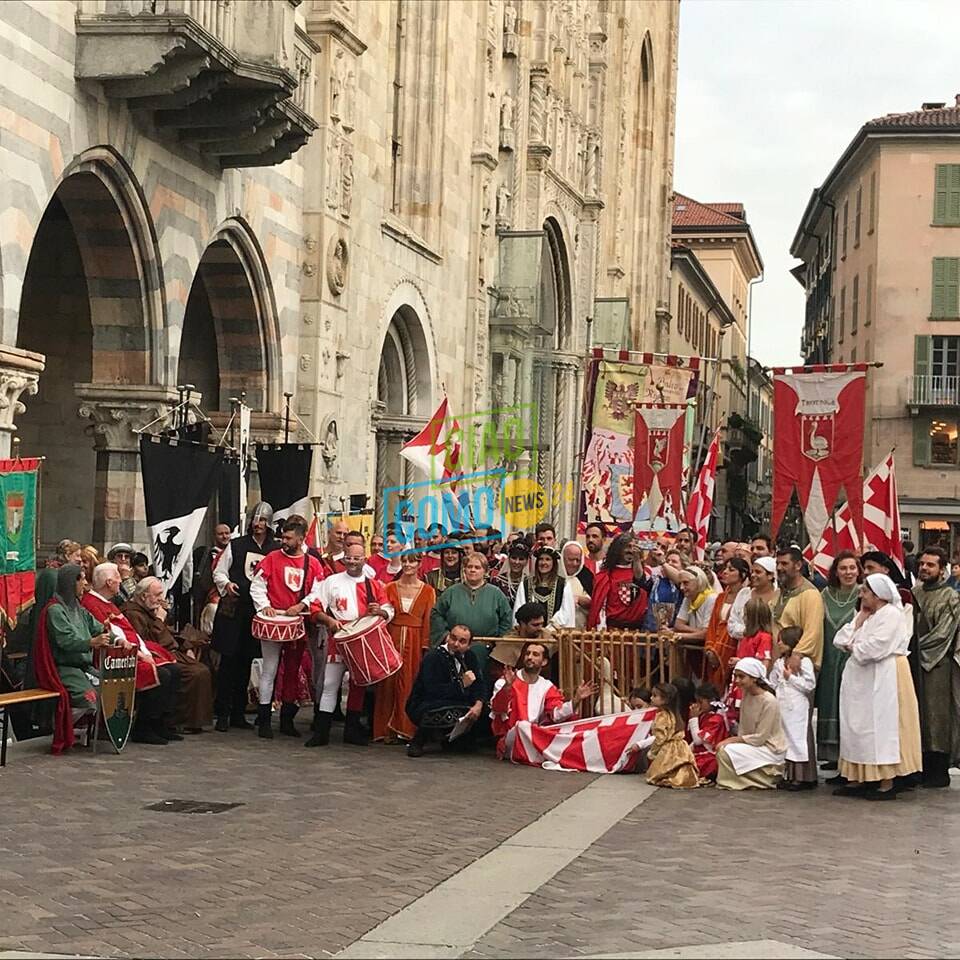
[140,436,223,593]
[255,444,312,527]
[218,455,241,535]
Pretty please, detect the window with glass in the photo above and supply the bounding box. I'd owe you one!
[930,418,959,465]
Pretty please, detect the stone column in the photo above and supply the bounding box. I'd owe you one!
[0,345,44,458]
[76,383,179,549]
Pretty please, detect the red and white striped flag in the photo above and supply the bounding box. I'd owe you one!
[805,450,903,578]
[305,514,322,550]
[400,396,462,487]
[685,429,721,559]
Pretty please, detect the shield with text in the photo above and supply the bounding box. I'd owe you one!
[98,646,138,753]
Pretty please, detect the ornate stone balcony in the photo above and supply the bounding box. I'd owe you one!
[75,0,317,167]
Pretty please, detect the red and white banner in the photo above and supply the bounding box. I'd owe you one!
[686,429,721,559]
[633,404,686,523]
[772,364,868,548]
[503,710,655,773]
[804,450,904,578]
[400,396,462,487]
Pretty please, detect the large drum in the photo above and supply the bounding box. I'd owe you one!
[335,615,402,686]
[252,613,305,643]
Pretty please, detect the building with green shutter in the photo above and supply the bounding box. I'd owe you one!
[791,98,960,556]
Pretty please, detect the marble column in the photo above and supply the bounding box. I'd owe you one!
[0,345,44,458]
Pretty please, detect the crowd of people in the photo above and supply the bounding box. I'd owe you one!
[12,511,959,799]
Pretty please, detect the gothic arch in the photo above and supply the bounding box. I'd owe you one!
[378,280,437,416]
[542,215,575,351]
[178,218,282,413]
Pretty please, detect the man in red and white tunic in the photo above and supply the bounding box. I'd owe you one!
[249,517,325,739]
[491,640,654,772]
[587,534,651,629]
[310,540,393,747]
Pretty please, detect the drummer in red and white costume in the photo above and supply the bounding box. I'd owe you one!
[311,541,393,747]
[249,517,325,740]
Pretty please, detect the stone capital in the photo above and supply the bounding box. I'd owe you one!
[76,383,181,453]
[0,345,44,439]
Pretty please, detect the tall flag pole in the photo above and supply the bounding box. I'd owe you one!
[685,429,720,560]
[140,436,224,594]
[771,363,869,548]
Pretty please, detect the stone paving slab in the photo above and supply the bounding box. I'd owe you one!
[0,729,589,959]
[462,782,960,960]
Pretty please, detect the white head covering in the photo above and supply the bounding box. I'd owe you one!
[753,556,776,575]
[865,572,903,608]
[561,539,585,578]
[733,656,766,679]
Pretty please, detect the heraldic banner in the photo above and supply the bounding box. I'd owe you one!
[0,457,39,628]
[579,349,699,528]
[771,364,868,549]
[633,404,687,523]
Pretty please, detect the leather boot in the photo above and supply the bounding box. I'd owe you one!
[343,709,369,746]
[279,702,301,738]
[922,750,951,788]
[256,703,274,739]
[305,709,333,748]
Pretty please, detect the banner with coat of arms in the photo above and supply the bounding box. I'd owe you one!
[579,349,699,527]
[0,458,39,628]
[771,364,868,549]
[633,404,687,525]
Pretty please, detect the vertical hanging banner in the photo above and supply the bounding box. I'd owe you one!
[686,429,721,559]
[255,444,313,527]
[771,363,868,549]
[218,456,241,535]
[140,436,224,594]
[633,404,687,524]
[579,349,699,528]
[0,457,39,628]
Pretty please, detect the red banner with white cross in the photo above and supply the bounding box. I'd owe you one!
[772,364,868,548]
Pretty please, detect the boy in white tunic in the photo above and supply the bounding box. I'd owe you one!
[769,625,817,790]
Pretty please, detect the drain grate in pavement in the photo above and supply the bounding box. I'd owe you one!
[144,799,244,815]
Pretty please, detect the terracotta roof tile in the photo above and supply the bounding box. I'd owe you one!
[864,104,960,130]
[672,193,746,229]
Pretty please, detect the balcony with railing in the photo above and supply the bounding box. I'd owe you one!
[907,375,960,409]
[75,0,317,167]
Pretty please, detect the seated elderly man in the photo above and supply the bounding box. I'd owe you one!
[124,577,214,734]
[81,563,180,745]
[404,624,487,758]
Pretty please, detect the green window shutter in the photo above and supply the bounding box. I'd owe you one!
[950,165,960,223]
[933,258,960,318]
[935,165,949,223]
[914,334,931,406]
[913,418,931,467]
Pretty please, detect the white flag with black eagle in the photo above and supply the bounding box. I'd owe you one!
[255,443,313,530]
[140,435,224,593]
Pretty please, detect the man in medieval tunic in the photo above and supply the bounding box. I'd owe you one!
[912,546,960,788]
[211,502,281,732]
[774,545,825,668]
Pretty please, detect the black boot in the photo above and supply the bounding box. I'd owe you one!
[279,703,301,738]
[214,716,229,733]
[923,751,951,788]
[230,713,254,730]
[305,709,333,748]
[257,703,274,739]
[343,710,369,746]
[407,730,425,758]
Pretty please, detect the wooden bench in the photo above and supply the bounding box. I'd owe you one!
[0,688,60,767]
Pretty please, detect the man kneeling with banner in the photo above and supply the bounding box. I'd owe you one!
[490,642,655,773]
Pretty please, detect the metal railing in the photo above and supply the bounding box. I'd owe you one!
[908,374,960,407]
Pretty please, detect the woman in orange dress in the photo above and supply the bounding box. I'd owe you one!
[374,552,436,743]
[703,558,751,690]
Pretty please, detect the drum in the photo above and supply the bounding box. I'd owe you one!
[334,615,402,686]
[251,613,305,643]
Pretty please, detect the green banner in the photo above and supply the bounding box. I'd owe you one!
[0,466,37,575]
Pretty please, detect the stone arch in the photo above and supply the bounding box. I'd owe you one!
[633,33,656,347]
[378,280,438,416]
[542,214,575,351]
[178,218,282,413]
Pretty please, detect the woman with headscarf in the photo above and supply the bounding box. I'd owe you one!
[31,565,113,753]
[514,547,576,632]
[832,573,922,800]
[715,657,787,790]
[560,540,592,629]
[703,557,752,689]
[816,550,862,771]
[729,557,779,635]
[860,551,914,609]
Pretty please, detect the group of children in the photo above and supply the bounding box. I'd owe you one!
[627,597,815,790]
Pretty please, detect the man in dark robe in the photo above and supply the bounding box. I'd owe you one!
[912,546,960,788]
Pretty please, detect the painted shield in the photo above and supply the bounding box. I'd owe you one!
[648,429,670,473]
[6,490,24,543]
[284,565,304,592]
[244,550,266,580]
[98,647,138,752]
[801,414,834,463]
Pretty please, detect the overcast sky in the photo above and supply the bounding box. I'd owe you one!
[674,0,960,367]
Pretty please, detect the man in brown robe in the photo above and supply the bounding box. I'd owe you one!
[125,577,214,733]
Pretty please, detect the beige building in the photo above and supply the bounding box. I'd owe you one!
[1,0,680,552]
[792,98,960,555]
[670,194,764,537]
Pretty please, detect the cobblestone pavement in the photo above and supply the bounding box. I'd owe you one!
[462,781,960,960]
[0,727,586,959]
[2,725,957,960]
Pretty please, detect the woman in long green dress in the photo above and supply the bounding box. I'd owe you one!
[815,551,862,768]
